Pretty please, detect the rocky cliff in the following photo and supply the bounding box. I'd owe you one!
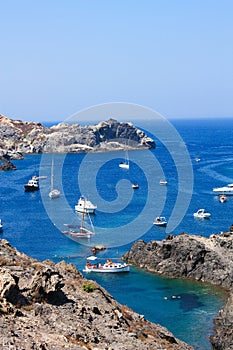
[123,232,233,350]
[0,239,192,350]
[0,115,155,160]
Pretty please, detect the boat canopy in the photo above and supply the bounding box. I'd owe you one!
[86,256,98,261]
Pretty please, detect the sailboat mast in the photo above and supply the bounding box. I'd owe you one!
[51,158,54,191]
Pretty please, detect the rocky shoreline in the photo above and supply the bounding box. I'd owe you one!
[0,115,155,160]
[0,239,193,350]
[123,231,233,350]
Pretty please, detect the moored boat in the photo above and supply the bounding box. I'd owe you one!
[132,183,139,189]
[160,180,167,186]
[0,219,3,232]
[153,216,167,227]
[83,256,130,273]
[193,208,211,219]
[213,183,233,195]
[24,176,39,192]
[219,195,227,203]
[75,196,97,214]
[63,212,95,240]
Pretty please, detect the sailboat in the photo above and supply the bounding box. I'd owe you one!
[63,212,95,240]
[119,147,129,169]
[49,158,60,199]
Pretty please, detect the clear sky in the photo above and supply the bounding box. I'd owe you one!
[0,0,233,122]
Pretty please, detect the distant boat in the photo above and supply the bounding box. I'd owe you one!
[219,195,227,203]
[24,176,39,192]
[195,158,201,162]
[83,256,130,273]
[213,184,233,195]
[49,159,60,199]
[63,212,95,240]
[153,216,167,227]
[193,209,211,219]
[119,147,129,169]
[75,196,97,214]
[132,183,139,189]
[160,180,167,186]
[0,219,3,232]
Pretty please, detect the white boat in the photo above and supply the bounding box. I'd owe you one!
[83,256,130,273]
[219,195,227,203]
[195,157,201,162]
[153,216,167,227]
[119,148,129,169]
[75,196,97,214]
[160,179,167,186]
[49,159,60,199]
[132,183,139,189]
[0,219,3,232]
[213,183,233,195]
[24,176,39,192]
[63,212,95,240]
[193,209,211,219]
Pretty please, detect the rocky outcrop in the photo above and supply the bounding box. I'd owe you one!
[123,231,233,350]
[0,115,155,159]
[0,239,192,350]
[0,160,17,171]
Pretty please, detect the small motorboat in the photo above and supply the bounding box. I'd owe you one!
[219,195,227,203]
[160,180,167,186]
[75,196,97,214]
[153,216,167,227]
[0,219,3,232]
[132,183,139,189]
[213,184,233,195]
[193,209,211,219]
[195,158,201,162]
[83,256,130,273]
[24,176,39,192]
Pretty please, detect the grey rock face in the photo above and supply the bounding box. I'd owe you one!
[123,232,233,350]
[0,115,155,158]
[0,239,192,350]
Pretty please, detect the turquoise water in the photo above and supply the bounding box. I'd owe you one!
[1,118,232,349]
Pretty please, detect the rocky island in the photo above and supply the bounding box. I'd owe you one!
[123,230,233,350]
[0,115,155,160]
[0,239,192,350]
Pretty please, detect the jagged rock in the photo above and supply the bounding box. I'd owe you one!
[0,115,155,157]
[0,160,17,171]
[0,239,192,350]
[123,232,233,350]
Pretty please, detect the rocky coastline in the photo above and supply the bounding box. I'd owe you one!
[0,239,193,350]
[0,115,155,160]
[123,231,233,350]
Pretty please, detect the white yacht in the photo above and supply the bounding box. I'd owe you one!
[193,209,211,219]
[75,196,97,214]
[213,183,233,195]
[24,176,39,192]
[0,219,3,232]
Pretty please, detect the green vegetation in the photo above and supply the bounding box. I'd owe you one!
[82,282,95,293]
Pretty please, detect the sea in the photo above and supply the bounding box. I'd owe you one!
[1,117,232,350]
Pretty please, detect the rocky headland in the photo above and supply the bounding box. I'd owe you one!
[0,115,155,160]
[123,231,233,350]
[0,239,193,350]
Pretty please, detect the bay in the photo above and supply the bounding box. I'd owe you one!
[1,117,232,349]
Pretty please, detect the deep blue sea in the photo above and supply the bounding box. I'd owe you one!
[1,118,232,350]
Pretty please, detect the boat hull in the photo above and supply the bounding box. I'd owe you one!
[83,265,130,273]
[75,206,96,214]
[119,163,129,169]
[24,185,39,192]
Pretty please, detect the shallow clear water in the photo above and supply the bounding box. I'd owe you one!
[1,118,232,349]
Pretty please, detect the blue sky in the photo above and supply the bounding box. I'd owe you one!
[0,0,233,122]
